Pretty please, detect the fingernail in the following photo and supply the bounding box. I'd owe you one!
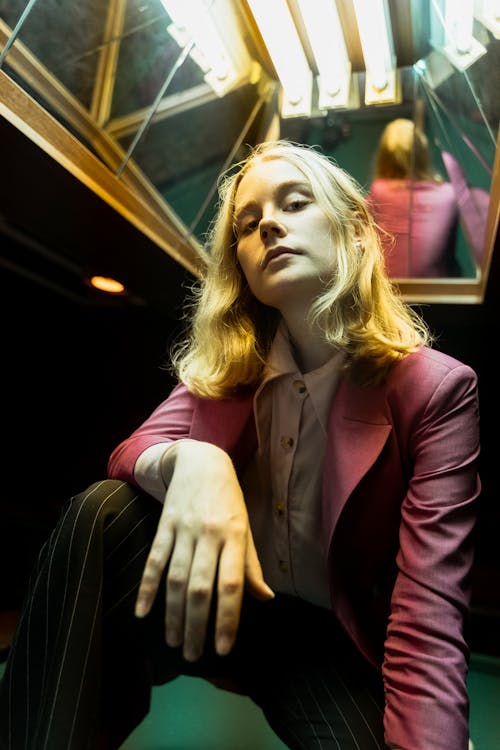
[166,629,181,648]
[183,646,200,662]
[135,599,147,618]
[216,636,232,656]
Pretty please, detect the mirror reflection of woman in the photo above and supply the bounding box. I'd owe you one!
[369,118,461,278]
[0,141,480,750]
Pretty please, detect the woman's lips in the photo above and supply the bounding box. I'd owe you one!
[263,246,297,269]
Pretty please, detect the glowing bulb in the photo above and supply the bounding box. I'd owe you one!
[88,276,125,294]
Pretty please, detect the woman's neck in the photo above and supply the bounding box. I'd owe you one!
[283,314,337,373]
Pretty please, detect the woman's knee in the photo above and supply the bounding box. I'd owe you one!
[42,480,159,583]
[68,479,147,520]
[57,479,159,547]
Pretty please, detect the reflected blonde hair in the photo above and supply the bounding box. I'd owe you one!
[373,118,442,182]
[172,140,432,398]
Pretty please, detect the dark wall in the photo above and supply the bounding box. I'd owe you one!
[0,259,180,607]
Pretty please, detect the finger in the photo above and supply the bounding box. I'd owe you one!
[182,538,220,662]
[135,524,175,618]
[214,538,246,656]
[165,531,195,648]
[244,532,275,601]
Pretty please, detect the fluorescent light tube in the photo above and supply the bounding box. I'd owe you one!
[445,0,475,52]
[474,0,500,38]
[296,0,352,109]
[160,0,238,95]
[247,0,313,116]
[430,0,486,71]
[352,0,395,92]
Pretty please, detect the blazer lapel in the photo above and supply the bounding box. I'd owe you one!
[322,378,392,544]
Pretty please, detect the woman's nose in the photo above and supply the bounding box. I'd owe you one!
[260,214,286,241]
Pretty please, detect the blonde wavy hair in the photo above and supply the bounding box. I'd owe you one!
[373,118,442,182]
[171,140,432,398]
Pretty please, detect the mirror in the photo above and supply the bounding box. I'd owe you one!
[279,63,495,282]
[0,0,499,304]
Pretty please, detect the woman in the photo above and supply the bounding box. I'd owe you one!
[369,118,460,278]
[0,141,480,749]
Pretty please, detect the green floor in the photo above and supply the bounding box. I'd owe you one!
[467,653,500,750]
[121,676,287,750]
[119,653,500,749]
[1,654,499,748]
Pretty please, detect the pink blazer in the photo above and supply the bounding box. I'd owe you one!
[108,346,480,749]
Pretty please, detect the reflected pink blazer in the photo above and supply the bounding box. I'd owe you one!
[369,179,459,277]
[108,346,480,750]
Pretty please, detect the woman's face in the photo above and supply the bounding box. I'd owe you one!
[234,157,335,314]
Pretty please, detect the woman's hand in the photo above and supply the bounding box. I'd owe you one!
[134,439,274,662]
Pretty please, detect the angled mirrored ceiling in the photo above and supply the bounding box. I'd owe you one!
[0,0,499,304]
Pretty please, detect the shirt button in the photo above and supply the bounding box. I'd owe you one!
[278,559,288,573]
[280,435,294,450]
[293,379,306,394]
[276,502,285,517]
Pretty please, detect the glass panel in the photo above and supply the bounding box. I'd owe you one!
[417,30,498,277]
[2,0,107,108]
[112,0,204,119]
[117,83,266,241]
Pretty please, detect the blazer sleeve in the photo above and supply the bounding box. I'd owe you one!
[383,360,481,750]
[107,382,197,485]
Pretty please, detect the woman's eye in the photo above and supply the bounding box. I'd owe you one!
[285,199,308,211]
[241,219,258,234]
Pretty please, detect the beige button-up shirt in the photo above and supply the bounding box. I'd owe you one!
[243,323,344,609]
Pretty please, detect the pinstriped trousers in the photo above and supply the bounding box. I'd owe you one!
[0,480,387,750]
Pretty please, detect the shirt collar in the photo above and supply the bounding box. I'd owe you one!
[262,320,300,383]
[303,351,346,434]
[257,320,345,432]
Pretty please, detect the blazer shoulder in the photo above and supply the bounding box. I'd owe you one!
[383,347,478,411]
[392,346,477,382]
